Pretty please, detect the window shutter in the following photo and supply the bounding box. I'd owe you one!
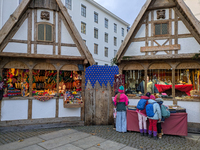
[38,24,44,40]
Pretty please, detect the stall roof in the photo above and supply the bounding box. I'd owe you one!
[0,0,95,66]
[116,0,200,63]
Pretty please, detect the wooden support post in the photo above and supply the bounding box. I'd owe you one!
[28,99,32,119]
[29,69,32,97]
[53,10,56,55]
[81,65,86,121]
[172,68,175,99]
[145,69,147,94]
[56,70,59,118]
[27,9,32,54]
[34,9,37,54]
[58,14,61,55]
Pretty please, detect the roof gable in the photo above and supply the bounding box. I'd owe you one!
[116,0,200,63]
[0,0,95,65]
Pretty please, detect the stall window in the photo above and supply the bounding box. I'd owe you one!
[38,23,53,42]
[123,70,145,94]
[2,68,29,97]
[155,23,168,35]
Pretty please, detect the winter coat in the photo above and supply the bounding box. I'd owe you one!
[114,93,129,111]
[157,101,165,122]
[136,96,149,117]
[147,99,162,120]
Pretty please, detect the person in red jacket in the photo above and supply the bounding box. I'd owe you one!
[136,92,151,136]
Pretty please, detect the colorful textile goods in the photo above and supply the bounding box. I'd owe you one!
[34,96,54,101]
[7,89,21,97]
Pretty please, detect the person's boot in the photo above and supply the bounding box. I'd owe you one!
[148,130,152,138]
[153,131,157,140]
[139,129,144,136]
[161,129,164,135]
[158,133,162,139]
[144,129,148,136]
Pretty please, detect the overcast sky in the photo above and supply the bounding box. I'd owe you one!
[94,0,147,25]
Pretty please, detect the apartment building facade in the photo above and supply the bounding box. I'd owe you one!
[0,0,129,65]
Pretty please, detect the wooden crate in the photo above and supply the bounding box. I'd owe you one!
[63,99,84,108]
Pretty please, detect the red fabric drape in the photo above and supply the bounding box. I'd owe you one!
[127,110,188,136]
[155,84,193,96]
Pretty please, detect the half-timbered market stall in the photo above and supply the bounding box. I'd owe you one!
[0,0,95,128]
[115,0,200,134]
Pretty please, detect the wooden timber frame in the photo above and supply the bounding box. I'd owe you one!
[0,57,88,127]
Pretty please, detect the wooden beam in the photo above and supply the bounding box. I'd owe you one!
[172,68,175,99]
[34,9,37,54]
[0,52,85,60]
[28,99,32,119]
[145,69,147,94]
[58,13,61,55]
[81,66,86,121]
[56,70,59,118]
[27,9,32,54]
[53,10,56,55]
[169,8,172,54]
[141,44,181,52]
[29,69,32,97]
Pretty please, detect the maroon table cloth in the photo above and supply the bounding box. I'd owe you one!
[155,84,193,96]
[127,110,188,136]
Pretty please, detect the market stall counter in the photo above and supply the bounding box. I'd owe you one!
[127,110,188,136]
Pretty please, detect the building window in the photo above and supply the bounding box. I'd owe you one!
[95,62,98,65]
[94,28,98,39]
[105,18,108,28]
[105,64,108,66]
[114,50,117,56]
[83,39,86,43]
[105,47,108,57]
[105,33,108,43]
[114,37,117,46]
[19,0,22,4]
[94,12,98,23]
[65,0,72,10]
[122,28,124,36]
[81,4,86,17]
[81,22,86,34]
[37,23,53,42]
[121,40,123,43]
[114,23,117,33]
[155,23,168,35]
[94,44,98,54]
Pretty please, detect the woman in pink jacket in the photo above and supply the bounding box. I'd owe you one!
[113,86,129,132]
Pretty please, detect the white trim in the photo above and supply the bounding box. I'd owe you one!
[86,0,130,26]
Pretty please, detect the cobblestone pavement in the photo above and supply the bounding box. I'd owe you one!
[1,125,200,150]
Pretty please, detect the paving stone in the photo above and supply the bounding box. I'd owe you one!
[39,129,77,140]
[0,137,43,150]
[95,140,126,150]
[72,135,106,149]
[51,143,83,150]
[121,146,139,150]
[19,144,46,150]
[38,132,90,149]
[86,146,102,150]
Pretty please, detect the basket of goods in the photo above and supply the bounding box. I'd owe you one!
[63,91,83,108]
[190,90,200,99]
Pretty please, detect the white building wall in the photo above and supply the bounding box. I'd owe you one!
[61,0,129,65]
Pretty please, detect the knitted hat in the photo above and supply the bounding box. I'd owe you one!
[118,85,124,93]
[149,95,155,100]
[155,98,164,102]
[145,92,151,97]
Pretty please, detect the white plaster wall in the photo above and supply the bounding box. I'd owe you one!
[64,0,128,65]
[37,45,53,55]
[12,18,28,40]
[31,44,34,54]
[1,100,28,121]
[3,43,27,53]
[56,12,58,43]
[178,37,200,54]
[177,101,200,123]
[37,9,54,24]
[154,9,169,20]
[61,47,81,56]
[178,21,190,34]
[148,24,151,37]
[56,46,58,55]
[32,10,34,41]
[61,21,75,43]
[135,24,145,38]
[58,99,81,117]
[148,12,151,22]
[171,9,175,19]
[124,41,145,56]
[172,21,175,35]
[32,99,56,119]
